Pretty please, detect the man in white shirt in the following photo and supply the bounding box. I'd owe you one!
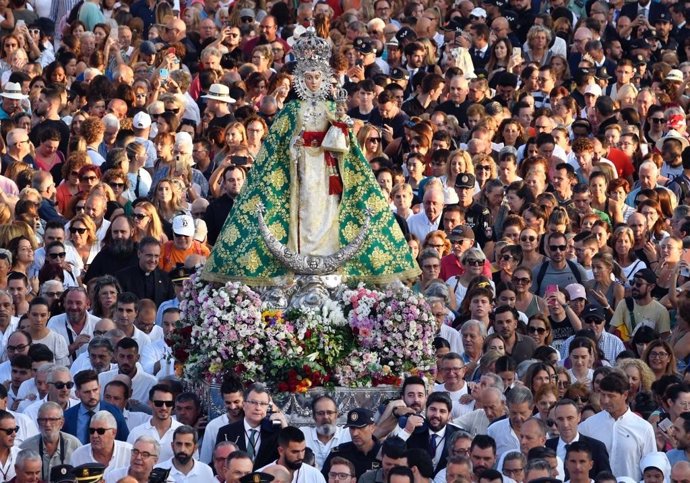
[99,338,157,405]
[578,371,655,480]
[103,435,161,483]
[30,223,81,280]
[140,308,178,378]
[0,291,17,359]
[127,384,182,463]
[26,298,69,367]
[260,426,325,483]
[155,425,214,482]
[487,386,533,458]
[23,367,79,422]
[47,288,100,361]
[407,189,444,242]
[301,396,351,470]
[0,331,30,384]
[0,409,20,481]
[70,320,117,376]
[428,300,462,355]
[69,411,132,470]
[200,376,245,465]
[103,379,150,432]
[433,354,469,419]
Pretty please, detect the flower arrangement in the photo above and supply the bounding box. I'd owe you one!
[174,272,436,392]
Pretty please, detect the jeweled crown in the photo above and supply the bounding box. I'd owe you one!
[333,87,348,103]
[292,27,331,66]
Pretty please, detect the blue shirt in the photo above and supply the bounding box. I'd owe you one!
[667,449,689,466]
[77,403,101,444]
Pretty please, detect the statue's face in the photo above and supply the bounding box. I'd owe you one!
[304,71,323,93]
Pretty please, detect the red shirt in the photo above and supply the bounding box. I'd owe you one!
[606,147,635,179]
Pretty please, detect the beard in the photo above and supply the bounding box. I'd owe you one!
[285,459,303,471]
[315,424,336,437]
[109,238,135,256]
[175,452,193,465]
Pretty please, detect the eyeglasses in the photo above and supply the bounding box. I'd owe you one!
[520,236,537,242]
[43,291,63,298]
[315,410,337,417]
[80,176,98,182]
[49,381,75,390]
[504,468,524,476]
[549,245,567,252]
[512,277,531,284]
[528,326,547,335]
[443,366,465,372]
[557,381,569,388]
[427,243,445,249]
[245,399,270,407]
[48,252,67,259]
[109,182,125,189]
[367,137,381,143]
[571,396,589,403]
[37,417,63,424]
[329,473,353,481]
[70,170,80,177]
[584,318,605,325]
[241,16,254,22]
[649,351,669,359]
[89,427,112,435]
[0,427,19,435]
[70,227,87,235]
[93,330,107,336]
[7,344,29,352]
[152,400,174,407]
[132,449,158,459]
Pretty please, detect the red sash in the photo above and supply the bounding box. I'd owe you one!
[302,131,343,195]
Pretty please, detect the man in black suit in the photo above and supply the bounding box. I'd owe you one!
[547,399,611,479]
[468,23,491,70]
[401,392,460,476]
[216,383,286,469]
[204,165,245,246]
[115,237,175,307]
[620,0,667,25]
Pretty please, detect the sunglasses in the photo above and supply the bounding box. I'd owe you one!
[512,277,531,284]
[109,182,125,188]
[528,326,547,334]
[70,171,80,177]
[549,245,567,252]
[70,227,87,235]
[241,16,254,22]
[75,205,86,212]
[465,259,484,266]
[48,252,67,259]
[152,400,174,407]
[476,165,492,171]
[44,291,63,297]
[520,236,537,242]
[572,396,589,403]
[650,117,665,124]
[133,213,148,220]
[50,381,75,390]
[367,137,381,143]
[89,427,111,435]
[585,318,605,325]
[501,254,515,262]
[0,427,19,435]
[80,176,98,182]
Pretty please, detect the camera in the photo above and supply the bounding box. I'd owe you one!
[149,468,171,483]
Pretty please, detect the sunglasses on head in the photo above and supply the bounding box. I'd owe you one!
[89,427,111,435]
[152,400,174,407]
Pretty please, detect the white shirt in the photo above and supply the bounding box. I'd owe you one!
[200,413,229,464]
[33,330,70,367]
[260,460,326,483]
[578,408,655,480]
[47,313,101,357]
[156,457,215,483]
[0,361,9,384]
[69,352,117,377]
[99,363,157,404]
[69,440,132,469]
[439,324,463,356]
[0,320,17,361]
[125,168,152,201]
[556,433,580,462]
[432,383,469,419]
[487,418,520,458]
[124,409,151,432]
[10,409,38,446]
[31,245,82,279]
[127,417,183,463]
[140,339,173,377]
[146,325,164,342]
[301,426,351,470]
[244,419,262,456]
[0,446,20,481]
[104,466,175,483]
[407,212,441,244]
[23,397,80,420]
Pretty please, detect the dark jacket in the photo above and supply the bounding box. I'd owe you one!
[84,244,138,283]
[546,434,611,479]
[216,419,280,470]
[204,194,235,246]
[63,401,129,444]
[115,265,175,307]
[405,424,461,475]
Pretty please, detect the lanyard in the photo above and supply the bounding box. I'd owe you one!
[38,435,66,481]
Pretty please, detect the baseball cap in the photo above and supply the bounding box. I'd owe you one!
[584,84,602,97]
[345,408,375,428]
[172,214,195,237]
[565,283,586,301]
[132,112,152,130]
[666,69,684,82]
[353,37,376,54]
[390,67,410,81]
[582,305,606,322]
[634,268,657,285]
[454,173,476,189]
[470,7,487,18]
[449,225,475,240]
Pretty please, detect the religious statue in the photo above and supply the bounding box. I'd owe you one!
[202,28,419,286]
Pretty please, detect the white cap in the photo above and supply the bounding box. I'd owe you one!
[584,83,602,97]
[172,214,195,237]
[194,218,208,243]
[470,7,487,17]
[132,112,152,130]
[666,69,684,82]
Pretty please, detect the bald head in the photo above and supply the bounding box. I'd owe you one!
[673,462,690,483]
[423,189,445,221]
[263,465,291,483]
[95,318,116,332]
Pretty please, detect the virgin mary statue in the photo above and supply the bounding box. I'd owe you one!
[202,29,420,286]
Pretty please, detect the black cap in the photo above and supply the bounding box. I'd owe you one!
[571,118,592,133]
[169,265,190,283]
[655,10,671,22]
[345,408,375,428]
[390,67,410,81]
[51,465,76,483]
[240,473,275,483]
[629,38,651,50]
[395,27,417,42]
[634,54,647,66]
[442,18,464,33]
[582,305,606,322]
[634,268,657,285]
[496,71,518,88]
[73,463,106,483]
[502,10,518,28]
[449,225,475,240]
[455,173,476,189]
[529,478,562,483]
[353,37,376,54]
[595,67,612,80]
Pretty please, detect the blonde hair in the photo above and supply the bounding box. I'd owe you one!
[616,358,655,393]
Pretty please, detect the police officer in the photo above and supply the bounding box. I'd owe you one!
[322,409,381,480]
[453,173,493,248]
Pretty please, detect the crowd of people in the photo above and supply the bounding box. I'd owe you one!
[0,0,690,480]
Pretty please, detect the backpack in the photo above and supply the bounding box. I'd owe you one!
[535,260,583,295]
[671,174,690,204]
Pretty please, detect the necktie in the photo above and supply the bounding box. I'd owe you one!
[428,434,437,458]
[86,410,95,441]
[247,429,258,460]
